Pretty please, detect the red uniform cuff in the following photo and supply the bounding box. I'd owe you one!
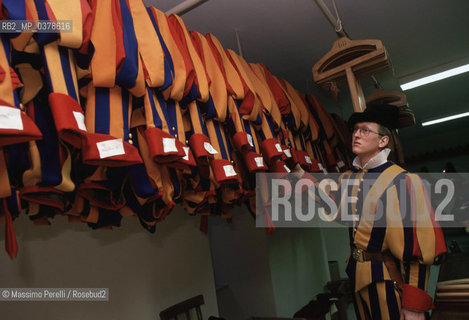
[292,149,317,172]
[48,93,87,148]
[243,151,267,172]
[401,284,435,312]
[81,133,142,167]
[20,186,67,211]
[232,131,253,154]
[0,100,42,147]
[280,145,293,162]
[78,183,125,210]
[269,159,291,176]
[189,133,215,165]
[171,145,197,169]
[211,158,238,184]
[144,127,186,163]
[261,138,283,164]
[288,147,300,166]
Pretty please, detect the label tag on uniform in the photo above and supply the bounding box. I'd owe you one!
[305,156,312,164]
[182,146,190,161]
[254,157,264,167]
[73,111,87,132]
[283,149,292,158]
[337,160,345,168]
[163,137,178,153]
[318,163,327,174]
[0,106,23,130]
[247,134,254,147]
[284,165,291,173]
[275,143,283,153]
[223,164,237,177]
[204,142,218,154]
[97,138,125,159]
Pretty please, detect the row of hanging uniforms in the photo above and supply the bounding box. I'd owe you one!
[0,0,352,259]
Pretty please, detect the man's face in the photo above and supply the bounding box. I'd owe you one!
[352,122,386,157]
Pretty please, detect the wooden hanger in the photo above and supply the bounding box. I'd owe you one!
[366,88,407,107]
[313,37,390,112]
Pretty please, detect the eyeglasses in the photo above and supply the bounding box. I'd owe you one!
[352,126,382,137]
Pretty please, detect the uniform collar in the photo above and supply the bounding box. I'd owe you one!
[353,148,391,170]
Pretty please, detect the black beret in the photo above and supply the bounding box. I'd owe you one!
[348,103,400,130]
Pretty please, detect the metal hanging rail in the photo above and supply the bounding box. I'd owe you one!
[165,0,210,16]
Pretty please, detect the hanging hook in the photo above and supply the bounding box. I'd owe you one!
[235,29,244,58]
[313,0,349,38]
[331,0,343,33]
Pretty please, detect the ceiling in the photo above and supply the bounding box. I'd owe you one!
[144,0,469,165]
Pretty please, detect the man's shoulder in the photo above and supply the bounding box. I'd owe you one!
[380,163,426,189]
[373,162,408,186]
[371,161,402,173]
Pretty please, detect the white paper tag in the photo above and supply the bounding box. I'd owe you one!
[254,157,264,168]
[318,163,327,174]
[0,106,23,130]
[97,138,125,159]
[305,156,312,164]
[182,146,190,161]
[275,143,282,153]
[73,111,87,132]
[284,165,291,173]
[204,142,218,154]
[223,164,237,177]
[247,134,254,147]
[336,166,340,172]
[283,149,292,158]
[337,160,345,168]
[163,137,178,153]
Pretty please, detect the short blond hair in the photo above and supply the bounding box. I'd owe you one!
[378,125,393,149]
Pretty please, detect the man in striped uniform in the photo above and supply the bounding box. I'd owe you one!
[345,104,446,320]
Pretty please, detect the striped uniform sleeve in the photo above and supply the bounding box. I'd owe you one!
[168,14,209,103]
[402,260,430,292]
[205,33,244,100]
[190,29,231,161]
[249,63,282,129]
[225,49,260,121]
[149,7,187,101]
[385,173,447,311]
[127,0,166,88]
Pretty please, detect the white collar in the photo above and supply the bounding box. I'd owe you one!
[352,148,391,170]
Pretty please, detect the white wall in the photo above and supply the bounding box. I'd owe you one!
[322,227,357,320]
[0,207,218,320]
[208,209,335,319]
[322,228,350,279]
[208,208,277,320]
[267,228,331,318]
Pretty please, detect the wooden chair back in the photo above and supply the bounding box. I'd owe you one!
[159,295,204,320]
